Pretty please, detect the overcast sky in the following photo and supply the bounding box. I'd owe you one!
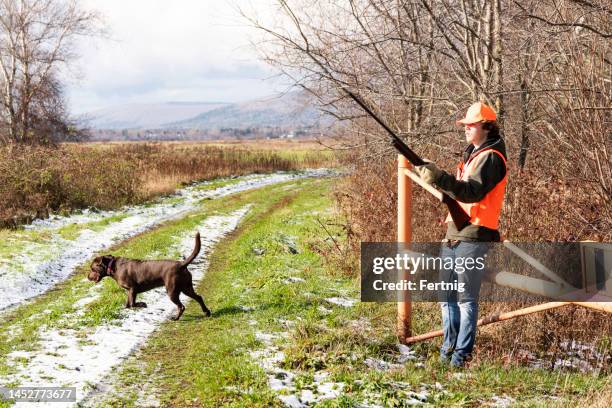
[67,0,282,114]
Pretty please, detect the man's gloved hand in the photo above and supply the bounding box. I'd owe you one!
[414,161,443,185]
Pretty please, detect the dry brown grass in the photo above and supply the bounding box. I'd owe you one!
[572,381,612,408]
[0,144,140,226]
[80,138,332,152]
[0,140,337,227]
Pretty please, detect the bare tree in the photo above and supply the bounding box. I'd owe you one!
[506,0,610,170]
[246,0,454,160]
[0,0,101,144]
[246,0,514,159]
[416,0,506,119]
[538,30,611,229]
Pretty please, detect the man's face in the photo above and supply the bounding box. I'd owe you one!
[464,122,486,146]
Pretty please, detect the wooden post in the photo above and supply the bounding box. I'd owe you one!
[397,155,412,343]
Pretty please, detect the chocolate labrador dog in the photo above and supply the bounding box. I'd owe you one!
[88,232,211,320]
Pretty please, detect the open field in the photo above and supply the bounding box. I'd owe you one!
[0,172,332,406]
[0,172,609,407]
[0,140,338,227]
[0,140,609,407]
[80,138,334,151]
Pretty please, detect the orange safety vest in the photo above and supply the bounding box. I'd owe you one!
[445,148,507,230]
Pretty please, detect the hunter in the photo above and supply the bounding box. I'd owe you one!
[414,102,507,368]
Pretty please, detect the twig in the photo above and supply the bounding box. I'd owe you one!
[316,217,343,255]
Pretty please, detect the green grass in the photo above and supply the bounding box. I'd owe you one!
[91,177,609,407]
[78,179,310,328]
[86,178,336,407]
[0,229,54,261]
[57,214,130,240]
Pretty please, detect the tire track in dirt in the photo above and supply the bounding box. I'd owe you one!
[0,170,333,312]
[3,207,250,408]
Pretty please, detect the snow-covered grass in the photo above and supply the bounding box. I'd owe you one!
[0,175,330,407]
[250,330,346,408]
[4,209,249,407]
[66,177,609,408]
[0,169,333,312]
[0,174,608,408]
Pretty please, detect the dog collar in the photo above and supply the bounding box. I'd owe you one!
[106,258,116,275]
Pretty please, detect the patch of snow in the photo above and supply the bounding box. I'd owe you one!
[523,340,609,374]
[317,306,332,315]
[364,358,403,371]
[250,330,345,407]
[490,395,516,407]
[2,208,249,408]
[316,382,344,398]
[358,380,429,407]
[348,317,372,333]
[255,331,287,343]
[278,394,304,408]
[6,325,23,338]
[134,388,162,408]
[72,286,103,312]
[283,277,306,284]
[398,344,418,363]
[277,319,296,328]
[324,297,357,308]
[313,371,329,382]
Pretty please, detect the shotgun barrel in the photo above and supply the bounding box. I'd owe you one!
[344,88,470,230]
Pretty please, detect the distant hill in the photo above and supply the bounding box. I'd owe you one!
[81,102,230,130]
[166,92,327,130]
[81,92,329,132]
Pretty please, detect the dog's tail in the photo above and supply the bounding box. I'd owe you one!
[180,232,201,268]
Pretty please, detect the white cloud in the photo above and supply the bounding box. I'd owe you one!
[67,0,282,113]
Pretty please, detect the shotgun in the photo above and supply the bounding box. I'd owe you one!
[343,88,470,230]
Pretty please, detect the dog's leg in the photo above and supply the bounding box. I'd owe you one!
[126,288,147,308]
[169,291,185,321]
[126,288,136,308]
[182,286,211,317]
[133,289,147,308]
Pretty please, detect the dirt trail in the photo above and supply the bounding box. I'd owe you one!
[4,208,249,407]
[0,170,332,312]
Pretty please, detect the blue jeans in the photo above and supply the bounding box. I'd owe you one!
[438,241,489,367]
